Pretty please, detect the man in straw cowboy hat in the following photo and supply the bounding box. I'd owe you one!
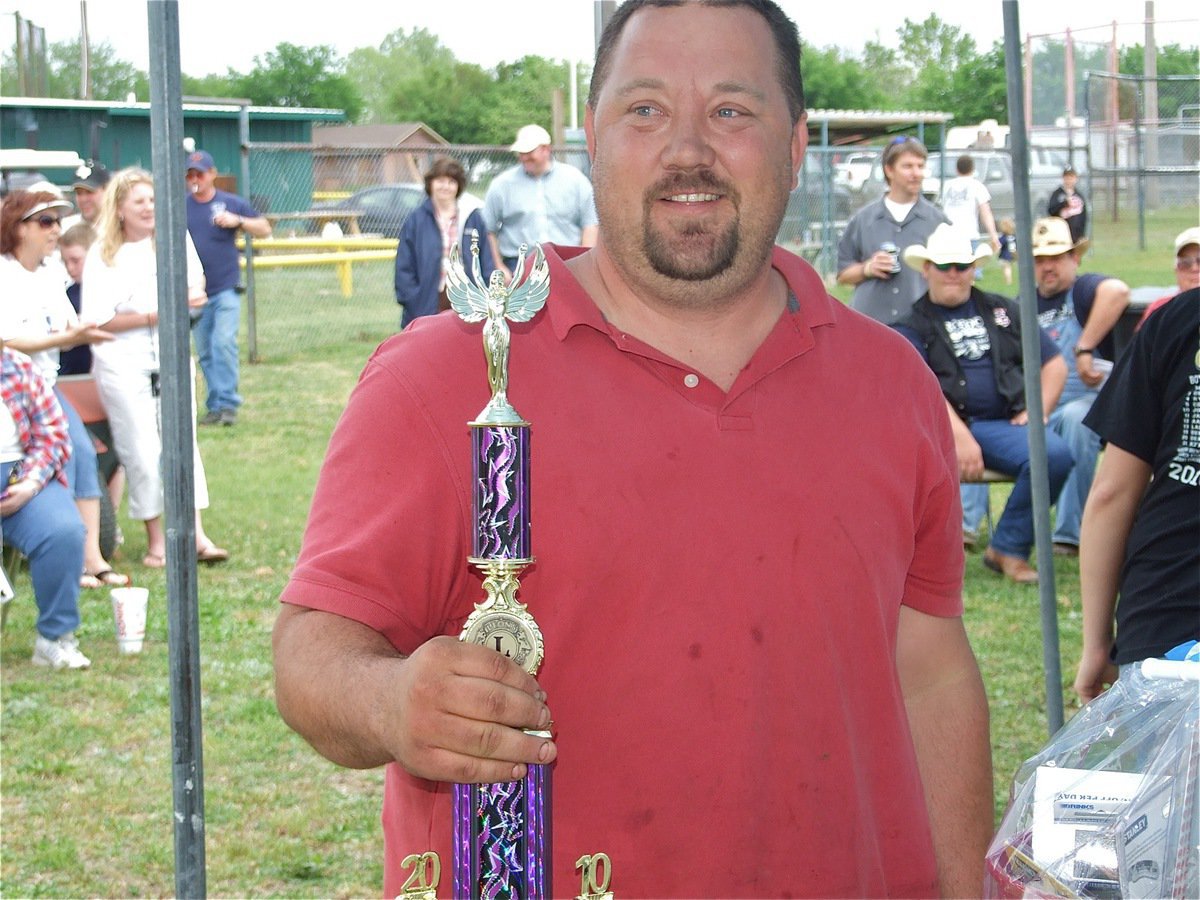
[1031,216,1130,557]
[893,223,1075,584]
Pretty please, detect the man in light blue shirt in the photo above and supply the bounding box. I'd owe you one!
[483,124,598,281]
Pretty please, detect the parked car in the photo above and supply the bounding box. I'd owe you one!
[308,183,487,237]
[923,151,1064,221]
[834,152,878,192]
[309,183,426,237]
[777,155,852,247]
[857,150,1063,221]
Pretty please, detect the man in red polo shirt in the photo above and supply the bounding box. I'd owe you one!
[272,2,993,896]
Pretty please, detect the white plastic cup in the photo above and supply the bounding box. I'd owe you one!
[111,587,149,654]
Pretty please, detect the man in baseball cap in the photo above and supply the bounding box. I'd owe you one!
[184,148,271,427]
[1032,215,1130,557]
[893,224,1073,584]
[64,161,111,228]
[482,123,597,282]
[1137,225,1200,327]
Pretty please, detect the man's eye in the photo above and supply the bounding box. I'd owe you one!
[632,105,655,117]
[715,108,741,118]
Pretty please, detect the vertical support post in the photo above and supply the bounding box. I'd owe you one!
[147,2,207,895]
[240,102,259,364]
[1003,0,1065,738]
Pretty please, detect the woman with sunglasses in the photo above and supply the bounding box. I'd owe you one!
[0,189,128,589]
[81,168,229,569]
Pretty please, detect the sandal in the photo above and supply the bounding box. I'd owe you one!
[81,569,131,589]
[142,552,166,569]
[196,543,229,564]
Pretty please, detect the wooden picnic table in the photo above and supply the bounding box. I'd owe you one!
[265,209,363,236]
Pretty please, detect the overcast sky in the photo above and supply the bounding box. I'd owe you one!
[4,0,1198,79]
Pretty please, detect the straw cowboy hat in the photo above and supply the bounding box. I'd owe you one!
[1031,216,1089,256]
[902,223,993,271]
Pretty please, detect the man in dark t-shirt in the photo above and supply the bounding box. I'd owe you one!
[1074,289,1200,701]
[1031,217,1130,555]
[894,224,1074,584]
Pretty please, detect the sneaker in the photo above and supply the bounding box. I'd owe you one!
[199,411,223,426]
[219,409,237,427]
[32,632,91,670]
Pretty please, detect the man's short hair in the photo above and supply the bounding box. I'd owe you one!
[880,136,928,184]
[588,0,805,125]
[956,154,974,176]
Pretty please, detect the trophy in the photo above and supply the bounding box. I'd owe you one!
[448,234,551,899]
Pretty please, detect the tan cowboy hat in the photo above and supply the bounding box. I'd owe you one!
[1031,216,1089,256]
[902,223,992,271]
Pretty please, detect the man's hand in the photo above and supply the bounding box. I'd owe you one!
[863,250,896,281]
[273,606,555,782]
[952,428,985,481]
[389,636,555,783]
[1075,350,1106,388]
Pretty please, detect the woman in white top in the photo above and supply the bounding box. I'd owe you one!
[0,189,125,587]
[81,168,228,568]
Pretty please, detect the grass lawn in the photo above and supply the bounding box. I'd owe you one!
[0,203,1195,897]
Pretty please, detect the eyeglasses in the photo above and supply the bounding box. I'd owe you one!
[933,262,973,272]
[1176,256,1200,270]
[31,214,62,229]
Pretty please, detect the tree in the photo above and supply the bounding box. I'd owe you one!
[479,55,577,145]
[2,38,148,101]
[947,42,1009,126]
[801,44,887,111]
[345,28,581,144]
[1118,43,1200,120]
[231,43,362,120]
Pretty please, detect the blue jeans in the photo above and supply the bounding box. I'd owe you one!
[961,483,989,534]
[54,387,101,500]
[1,462,85,640]
[194,287,242,413]
[1047,395,1100,547]
[969,418,1074,560]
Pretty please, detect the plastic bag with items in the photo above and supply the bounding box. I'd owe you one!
[985,649,1199,899]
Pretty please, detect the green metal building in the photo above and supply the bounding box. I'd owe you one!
[0,97,345,209]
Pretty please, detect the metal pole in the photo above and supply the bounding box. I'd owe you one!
[79,2,90,100]
[239,102,258,365]
[1134,83,1146,251]
[1003,0,1065,737]
[147,2,207,896]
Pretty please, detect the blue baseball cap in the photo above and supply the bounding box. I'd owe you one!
[186,150,216,172]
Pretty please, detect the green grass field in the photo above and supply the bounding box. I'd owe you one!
[0,204,1195,897]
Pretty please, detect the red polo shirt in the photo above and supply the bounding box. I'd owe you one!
[282,245,963,897]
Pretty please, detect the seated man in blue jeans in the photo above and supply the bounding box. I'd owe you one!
[893,224,1074,584]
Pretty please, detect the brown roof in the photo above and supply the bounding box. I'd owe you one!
[311,123,448,146]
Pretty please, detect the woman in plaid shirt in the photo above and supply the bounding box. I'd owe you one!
[1,343,91,669]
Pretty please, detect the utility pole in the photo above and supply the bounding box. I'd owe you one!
[1144,0,1161,207]
[81,1,92,100]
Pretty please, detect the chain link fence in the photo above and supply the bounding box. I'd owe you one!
[1083,71,1200,229]
[240,140,852,361]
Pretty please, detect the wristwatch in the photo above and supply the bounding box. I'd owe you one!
[1073,346,1094,357]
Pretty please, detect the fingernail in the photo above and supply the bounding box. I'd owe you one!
[538,741,554,762]
[534,689,547,702]
[511,763,527,780]
[538,706,551,727]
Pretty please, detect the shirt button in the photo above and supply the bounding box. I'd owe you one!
[683,373,700,388]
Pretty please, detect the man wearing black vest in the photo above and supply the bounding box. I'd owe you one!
[894,224,1075,584]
